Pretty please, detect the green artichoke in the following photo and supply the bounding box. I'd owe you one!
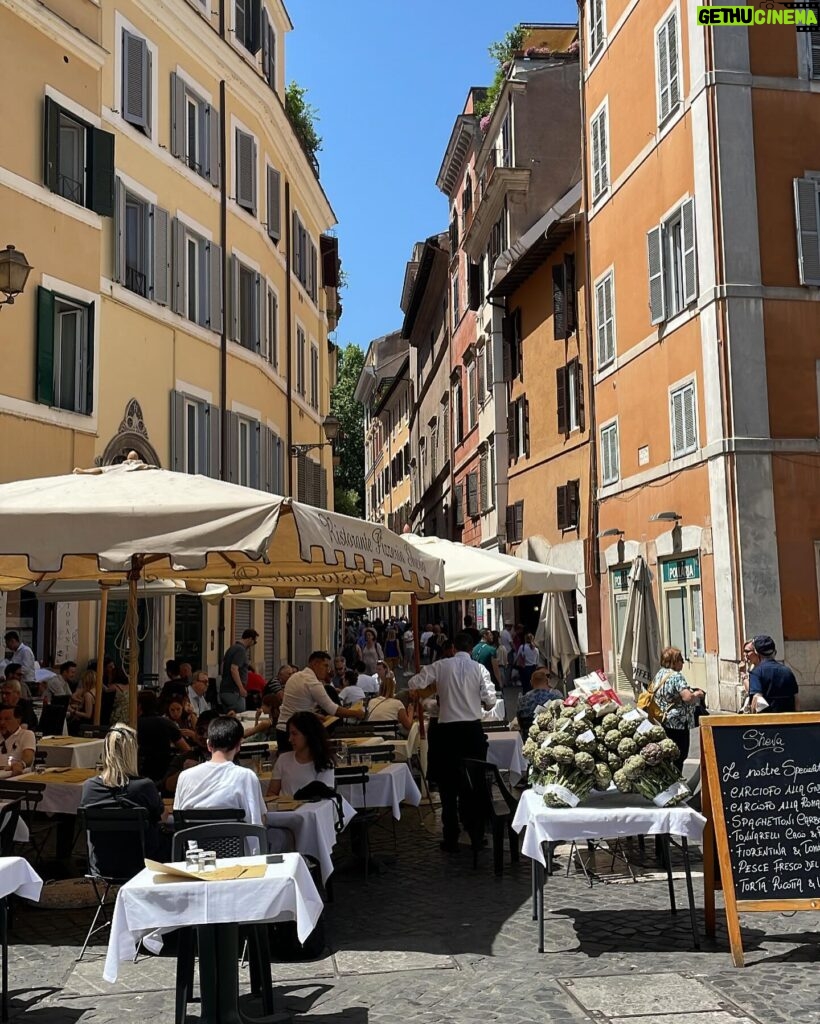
[617,737,638,758]
[593,763,613,789]
[618,716,639,737]
[551,745,576,766]
[659,737,681,761]
[601,713,619,732]
[574,751,596,774]
[623,754,647,780]
[613,769,632,793]
[604,729,622,750]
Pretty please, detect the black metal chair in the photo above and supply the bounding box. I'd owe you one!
[335,765,387,882]
[172,807,245,830]
[481,722,511,733]
[462,759,520,875]
[171,822,267,861]
[38,703,67,737]
[77,805,149,961]
[335,725,378,738]
[79,725,108,739]
[353,744,395,764]
[0,783,49,865]
[0,799,22,857]
[360,721,401,738]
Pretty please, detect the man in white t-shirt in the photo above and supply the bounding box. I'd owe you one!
[174,716,266,828]
[0,705,36,774]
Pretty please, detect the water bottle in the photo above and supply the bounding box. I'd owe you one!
[185,839,202,871]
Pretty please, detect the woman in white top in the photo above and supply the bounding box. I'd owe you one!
[267,711,335,797]
[366,673,414,735]
[517,633,540,694]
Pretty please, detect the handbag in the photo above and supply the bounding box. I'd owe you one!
[637,671,673,724]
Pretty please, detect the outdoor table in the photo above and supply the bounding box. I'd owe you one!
[103,853,323,1023]
[265,795,355,882]
[0,857,42,1020]
[385,730,525,780]
[37,737,104,770]
[335,762,421,820]
[5,767,95,816]
[481,697,507,722]
[512,789,705,953]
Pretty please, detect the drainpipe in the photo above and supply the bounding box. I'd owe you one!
[285,182,294,496]
[218,0,227,667]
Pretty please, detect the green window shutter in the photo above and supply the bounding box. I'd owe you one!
[552,264,565,340]
[83,301,95,414]
[88,127,115,216]
[43,96,59,192]
[36,287,55,406]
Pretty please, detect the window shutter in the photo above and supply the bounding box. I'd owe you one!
[557,484,568,530]
[113,177,126,285]
[226,411,239,483]
[552,264,566,340]
[514,501,524,543]
[311,242,318,302]
[319,466,328,509]
[505,504,514,542]
[150,205,170,306]
[229,255,240,341]
[254,272,264,353]
[485,340,494,395]
[193,401,207,473]
[296,452,307,502]
[249,421,260,489]
[170,390,185,471]
[88,128,115,217]
[671,389,684,456]
[207,241,223,333]
[276,436,285,495]
[571,480,581,528]
[477,347,485,399]
[171,217,185,315]
[556,366,568,435]
[207,403,220,478]
[794,179,820,286]
[591,110,608,196]
[514,308,523,378]
[292,212,302,277]
[455,483,464,526]
[466,472,478,517]
[207,104,221,187]
[501,317,513,381]
[575,359,585,431]
[83,302,95,415]
[260,425,272,492]
[479,449,488,511]
[43,96,59,192]
[236,131,256,215]
[523,398,530,457]
[657,19,670,123]
[647,225,666,323]
[507,403,517,460]
[565,254,576,333]
[266,166,281,242]
[684,385,697,451]
[234,599,252,636]
[261,10,273,86]
[610,426,619,481]
[170,73,185,159]
[122,30,150,133]
[681,197,697,304]
[812,36,820,79]
[442,400,450,459]
[668,15,680,112]
[36,287,55,406]
[248,0,262,54]
[468,262,481,310]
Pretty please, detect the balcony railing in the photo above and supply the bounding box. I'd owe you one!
[125,265,147,297]
[57,173,83,204]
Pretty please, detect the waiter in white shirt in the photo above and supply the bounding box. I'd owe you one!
[409,632,496,853]
[3,631,36,688]
[276,651,364,751]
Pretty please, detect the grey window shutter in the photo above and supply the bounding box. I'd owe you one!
[122,30,150,133]
[681,198,697,304]
[255,273,264,353]
[292,212,302,278]
[207,402,220,478]
[226,411,239,483]
[151,205,170,306]
[479,450,488,511]
[505,504,514,542]
[557,484,568,531]
[657,19,670,123]
[794,178,820,286]
[170,72,185,159]
[477,347,485,399]
[207,241,223,332]
[171,217,185,315]
[600,427,611,483]
[812,36,820,79]
[556,367,568,435]
[229,255,240,340]
[311,243,318,302]
[36,287,55,406]
[170,390,185,470]
[647,224,666,323]
[514,501,524,543]
[507,404,516,460]
[89,128,115,216]
[684,385,697,450]
[196,237,208,326]
[668,15,679,111]
[485,341,494,395]
[455,483,464,526]
[275,436,284,494]
[552,264,565,340]
[319,465,328,509]
[261,425,272,491]
[672,389,685,456]
[113,177,126,284]
[195,402,208,473]
[267,166,281,242]
[83,302,95,415]
[207,104,221,187]
[236,130,256,214]
[250,421,261,489]
[296,453,307,502]
[43,96,59,192]
[514,309,523,378]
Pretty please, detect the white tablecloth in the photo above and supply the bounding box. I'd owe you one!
[6,769,93,815]
[482,698,507,722]
[0,856,42,902]
[512,789,707,866]
[336,763,421,820]
[266,796,355,882]
[38,738,104,770]
[486,731,527,783]
[104,853,323,982]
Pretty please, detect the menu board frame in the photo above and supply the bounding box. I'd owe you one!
[701,713,820,967]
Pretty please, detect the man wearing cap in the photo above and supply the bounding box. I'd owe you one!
[748,635,799,714]
[219,629,258,713]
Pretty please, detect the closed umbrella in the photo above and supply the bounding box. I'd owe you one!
[534,592,580,681]
[619,555,661,697]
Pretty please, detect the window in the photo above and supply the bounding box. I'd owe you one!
[462,174,473,222]
[309,344,319,409]
[647,198,697,323]
[485,339,494,399]
[229,256,262,351]
[508,396,529,461]
[114,181,171,306]
[235,0,261,54]
[590,103,609,200]
[600,421,620,485]
[168,218,221,329]
[441,395,450,463]
[43,98,114,215]
[502,308,523,381]
[656,10,681,125]
[449,213,459,253]
[124,192,149,297]
[292,213,317,301]
[185,398,200,474]
[595,271,615,367]
[266,166,281,243]
[467,357,478,429]
[265,286,278,368]
[505,501,524,544]
[451,270,460,329]
[171,391,219,476]
[557,480,581,531]
[238,417,251,486]
[557,358,584,435]
[476,345,486,403]
[36,290,94,415]
[121,29,152,136]
[225,412,260,487]
[670,380,698,458]
[489,205,508,268]
[296,326,307,395]
[500,115,512,167]
[235,128,257,216]
[479,446,489,512]
[262,8,276,90]
[454,479,464,527]
[170,75,219,185]
[794,178,820,285]
[468,262,481,311]
[552,254,576,340]
[453,378,464,444]
[488,434,496,505]
[589,0,605,58]
[466,471,479,518]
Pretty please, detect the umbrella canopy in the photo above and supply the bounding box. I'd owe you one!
[534,592,581,679]
[335,534,575,608]
[618,555,662,697]
[31,579,229,603]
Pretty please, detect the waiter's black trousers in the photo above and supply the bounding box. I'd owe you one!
[429,720,488,846]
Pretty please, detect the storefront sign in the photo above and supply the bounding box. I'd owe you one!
[611,568,629,593]
[661,556,700,585]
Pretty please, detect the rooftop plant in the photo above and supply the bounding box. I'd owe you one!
[474,24,525,120]
[285,81,322,158]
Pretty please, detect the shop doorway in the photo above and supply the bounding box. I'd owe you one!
[175,595,203,672]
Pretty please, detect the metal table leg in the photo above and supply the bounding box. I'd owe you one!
[537,842,550,953]
[531,859,537,921]
[1,897,7,1023]
[680,837,700,949]
[662,835,677,914]
[196,923,287,1024]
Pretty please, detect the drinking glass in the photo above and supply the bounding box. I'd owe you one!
[185,849,202,871]
[361,753,372,768]
[200,851,217,872]
[261,760,273,775]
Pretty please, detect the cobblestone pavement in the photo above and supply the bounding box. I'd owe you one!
[7,790,820,1024]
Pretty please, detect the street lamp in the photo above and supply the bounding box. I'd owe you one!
[290,413,342,456]
[0,245,33,309]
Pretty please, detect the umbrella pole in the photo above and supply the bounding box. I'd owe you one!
[93,585,110,726]
[411,594,424,740]
[126,557,141,727]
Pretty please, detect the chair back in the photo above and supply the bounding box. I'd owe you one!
[50,695,71,709]
[462,759,519,820]
[39,703,67,736]
[334,764,369,805]
[99,690,116,729]
[172,807,246,829]
[336,725,377,738]
[80,726,108,738]
[0,798,22,856]
[172,822,267,861]
[79,805,149,881]
[356,744,395,763]
[481,722,510,733]
[237,741,270,758]
[403,722,420,760]
[0,782,45,817]
[360,720,400,738]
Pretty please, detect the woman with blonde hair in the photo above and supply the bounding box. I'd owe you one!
[67,670,96,733]
[79,724,168,863]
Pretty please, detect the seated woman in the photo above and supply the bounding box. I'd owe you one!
[266,711,335,798]
[162,696,198,742]
[67,670,96,734]
[366,671,414,735]
[243,691,281,741]
[80,724,170,864]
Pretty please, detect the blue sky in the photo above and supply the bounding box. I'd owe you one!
[285,0,578,348]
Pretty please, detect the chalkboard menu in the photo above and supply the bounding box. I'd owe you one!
[701,714,820,967]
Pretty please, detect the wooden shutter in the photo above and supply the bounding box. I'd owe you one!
[569,480,580,528]
[170,72,186,159]
[207,104,221,187]
[236,130,256,215]
[254,272,264,353]
[292,212,302,279]
[248,0,262,54]
[507,403,517,460]
[88,128,115,216]
[556,366,568,435]
[260,426,272,492]
[296,452,307,502]
[647,225,665,323]
[229,255,240,341]
[207,241,223,333]
[556,484,568,530]
[501,317,513,381]
[468,262,481,311]
[574,359,585,431]
[514,308,523,378]
[207,403,220,478]
[479,449,488,511]
[455,483,464,526]
[684,384,697,451]
[83,302,95,415]
[485,340,494,394]
[266,166,281,242]
[226,411,239,483]
[261,10,273,87]
[523,398,530,457]
[681,198,697,304]
[36,287,55,406]
[668,14,680,112]
[671,388,685,457]
[122,30,150,133]
[442,399,450,460]
[113,177,126,284]
[657,17,671,123]
[794,179,820,286]
[195,401,208,473]
[565,254,576,334]
[505,504,514,542]
[591,109,607,196]
[151,205,170,306]
[552,264,565,340]
[171,217,185,315]
[477,347,486,399]
[514,501,524,543]
[43,96,59,193]
[249,421,260,489]
[170,390,184,471]
[466,472,478,517]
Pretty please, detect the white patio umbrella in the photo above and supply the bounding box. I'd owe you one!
[0,460,445,723]
[534,592,581,682]
[618,555,662,697]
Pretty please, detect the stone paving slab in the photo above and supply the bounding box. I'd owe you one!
[563,974,722,1015]
[609,1017,757,1024]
